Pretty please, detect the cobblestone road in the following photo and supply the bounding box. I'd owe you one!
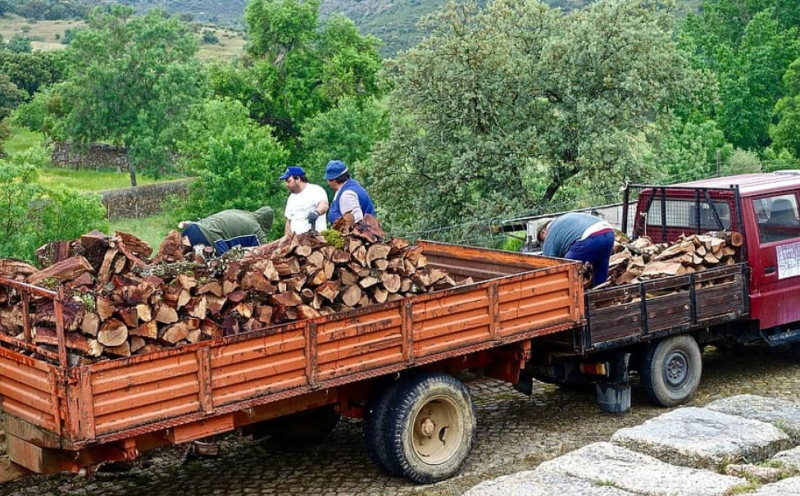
[4,345,800,496]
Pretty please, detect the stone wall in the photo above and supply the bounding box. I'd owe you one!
[101,179,193,219]
[52,142,129,171]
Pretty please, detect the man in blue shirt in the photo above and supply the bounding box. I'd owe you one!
[537,213,615,287]
[323,160,376,224]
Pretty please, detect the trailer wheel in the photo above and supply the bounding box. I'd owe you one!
[640,335,702,407]
[252,405,341,446]
[384,373,476,484]
[363,379,404,475]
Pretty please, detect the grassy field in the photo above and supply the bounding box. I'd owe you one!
[110,212,175,250]
[3,124,41,155]
[0,14,245,62]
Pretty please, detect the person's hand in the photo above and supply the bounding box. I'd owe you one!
[306,208,320,225]
[178,221,190,229]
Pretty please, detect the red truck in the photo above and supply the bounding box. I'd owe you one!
[0,172,796,484]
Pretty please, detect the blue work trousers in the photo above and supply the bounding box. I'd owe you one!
[565,230,615,287]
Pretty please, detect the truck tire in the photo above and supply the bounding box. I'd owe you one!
[251,405,341,446]
[363,379,404,475]
[383,373,476,484]
[640,335,702,407]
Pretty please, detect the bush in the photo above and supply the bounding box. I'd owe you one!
[722,148,762,175]
[0,145,108,264]
[201,30,219,44]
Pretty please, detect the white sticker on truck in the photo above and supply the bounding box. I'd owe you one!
[777,242,800,279]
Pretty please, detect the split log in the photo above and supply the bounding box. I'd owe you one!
[27,256,94,286]
[97,319,128,347]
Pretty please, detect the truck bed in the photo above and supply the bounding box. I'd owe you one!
[581,263,748,352]
[0,242,583,456]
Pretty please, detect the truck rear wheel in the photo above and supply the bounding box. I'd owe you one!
[640,335,702,407]
[383,373,476,484]
[363,379,404,475]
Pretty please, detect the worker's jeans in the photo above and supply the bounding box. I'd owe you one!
[565,230,615,286]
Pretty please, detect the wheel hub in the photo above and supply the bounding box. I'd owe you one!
[418,417,435,437]
[411,396,463,465]
[664,350,688,388]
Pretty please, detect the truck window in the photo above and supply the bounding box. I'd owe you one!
[643,199,731,231]
[755,194,800,244]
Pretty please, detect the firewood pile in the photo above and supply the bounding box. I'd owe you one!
[0,214,467,364]
[600,230,743,288]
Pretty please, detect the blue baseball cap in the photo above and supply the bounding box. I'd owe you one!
[279,166,306,180]
[323,160,348,180]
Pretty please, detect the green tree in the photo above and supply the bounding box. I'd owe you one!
[299,96,389,180]
[648,117,732,183]
[212,0,382,157]
[174,99,288,238]
[0,145,107,263]
[0,50,66,98]
[55,6,207,186]
[0,72,25,120]
[771,58,800,160]
[7,34,32,53]
[367,0,705,233]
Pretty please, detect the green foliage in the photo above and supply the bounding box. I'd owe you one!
[648,117,732,183]
[62,26,81,44]
[0,119,10,156]
[6,34,32,53]
[54,6,207,185]
[0,145,107,263]
[174,98,288,239]
[723,148,762,175]
[771,58,800,160]
[0,72,25,121]
[0,50,66,100]
[681,1,800,151]
[211,0,383,157]
[299,96,389,179]
[368,0,706,234]
[201,29,219,44]
[110,212,174,250]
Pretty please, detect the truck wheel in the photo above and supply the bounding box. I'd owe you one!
[363,379,404,475]
[384,373,476,484]
[640,335,702,407]
[252,405,341,446]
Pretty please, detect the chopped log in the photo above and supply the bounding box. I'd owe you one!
[307,269,328,287]
[160,322,189,345]
[227,289,247,303]
[233,302,253,318]
[36,240,76,269]
[359,276,380,289]
[176,273,197,290]
[273,258,301,277]
[340,268,359,286]
[241,271,275,293]
[345,237,363,255]
[96,296,116,321]
[373,287,388,304]
[295,245,313,257]
[115,231,154,258]
[118,307,139,328]
[270,291,303,307]
[331,249,351,264]
[68,272,93,289]
[639,261,684,279]
[297,305,320,319]
[88,339,104,357]
[381,273,401,293]
[342,285,362,307]
[97,319,128,347]
[112,254,128,274]
[97,248,118,286]
[704,252,720,264]
[34,327,91,353]
[177,289,191,309]
[81,312,100,336]
[153,230,185,264]
[135,303,152,322]
[317,280,341,302]
[285,274,308,292]
[79,231,111,271]
[27,256,94,286]
[187,329,202,344]
[130,321,158,340]
[197,281,224,297]
[389,237,410,255]
[366,243,391,267]
[201,319,224,339]
[206,295,226,315]
[186,296,208,319]
[0,259,38,278]
[305,251,325,269]
[105,341,131,357]
[352,245,367,267]
[255,305,273,324]
[136,343,164,355]
[155,305,179,324]
[130,336,146,353]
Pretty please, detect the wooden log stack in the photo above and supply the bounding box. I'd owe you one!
[601,230,743,288]
[0,214,467,364]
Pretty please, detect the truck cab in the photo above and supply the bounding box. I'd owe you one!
[634,171,800,335]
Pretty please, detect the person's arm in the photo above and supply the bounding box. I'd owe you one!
[340,190,363,222]
[284,218,292,236]
[317,199,329,215]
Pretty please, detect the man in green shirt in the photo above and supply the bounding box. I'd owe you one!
[179,207,274,255]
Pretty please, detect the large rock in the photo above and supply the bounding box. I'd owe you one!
[706,394,800,443]
[772,446,800,471]
[750,476,800,495]
[463,470,636,496]
[611,407,791,469]
[535,442,746,496]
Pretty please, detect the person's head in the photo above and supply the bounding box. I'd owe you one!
[536,218,555,243]
[279,165,308,194]
[253,206,274,232]
[323,160,350,189]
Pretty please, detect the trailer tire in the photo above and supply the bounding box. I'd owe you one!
[363,379,404,475]
[640,335,702,407]
[252,405,341,446]
[384,373,476,484]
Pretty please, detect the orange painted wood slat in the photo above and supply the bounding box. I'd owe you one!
[213,373,307,405]
[92,355,198,395]
[213,330,305,365]
[95,395,201,435]
[317,346,404,381]
[413,309,491,341]
[211,349,307,389]
[317,333,403,364]
[0,378,53,418]
[497,273,571,303]
[0,359,51,392]
[1,397,55,430]
[317,312,401,344]
[92,374,201,417]
[414,328,492,357]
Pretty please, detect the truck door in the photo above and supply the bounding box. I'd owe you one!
[749,192,800,329]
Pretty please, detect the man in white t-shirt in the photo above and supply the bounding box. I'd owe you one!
[280,165,329,234]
